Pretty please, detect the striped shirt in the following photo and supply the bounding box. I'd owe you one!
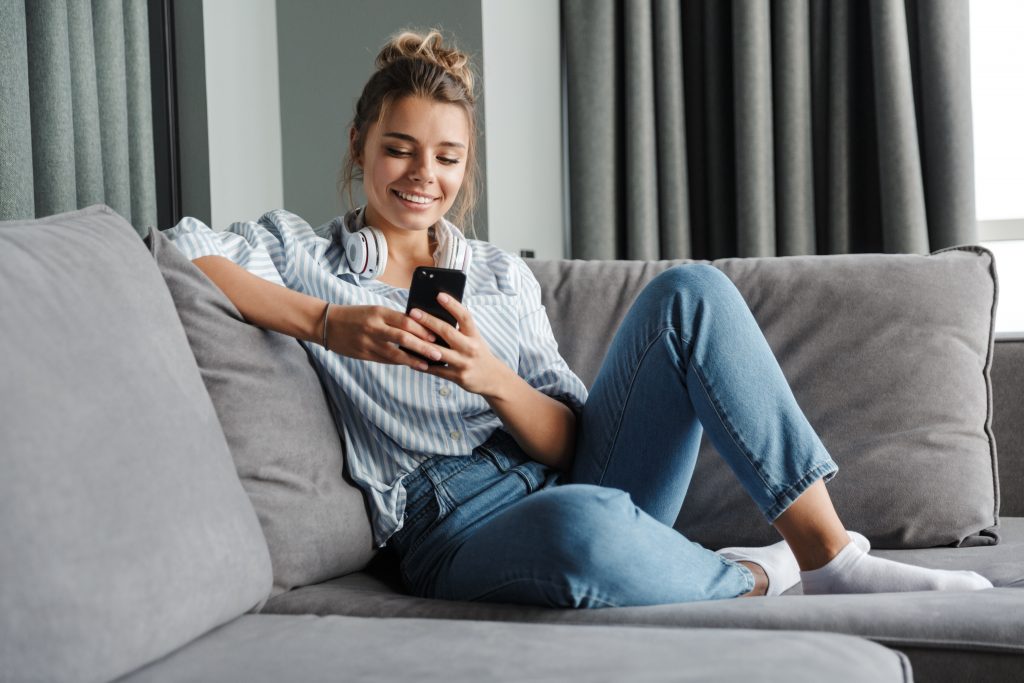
[165,209,588,547]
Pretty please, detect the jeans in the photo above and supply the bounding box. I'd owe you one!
[385,264,838,608]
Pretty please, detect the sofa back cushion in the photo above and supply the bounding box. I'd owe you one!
[0,206,272,683]
[148,227,375,595]
[528,247,998,549]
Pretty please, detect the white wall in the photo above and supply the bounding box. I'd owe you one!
[481,0,564,259]
[201,0,283,228]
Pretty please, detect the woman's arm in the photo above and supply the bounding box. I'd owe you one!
[193,256,326,343]
[479,365,578,471]
[192,256,439,367]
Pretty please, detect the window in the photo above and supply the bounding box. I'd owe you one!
[971,0,1024,334]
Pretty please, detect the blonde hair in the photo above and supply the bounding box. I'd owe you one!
[340,29,479,231]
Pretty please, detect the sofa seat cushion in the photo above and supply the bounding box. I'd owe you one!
[263,519,1024,681]
[0,206,272,683]
[117,614,909,683]
[527,249,998,549]
[147,226,375,595]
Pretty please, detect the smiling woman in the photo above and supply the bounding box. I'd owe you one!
[162,28,992,614]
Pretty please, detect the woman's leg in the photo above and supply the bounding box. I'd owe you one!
[427,483,756,607]
[570,264,837,527]
[569,264,990,595]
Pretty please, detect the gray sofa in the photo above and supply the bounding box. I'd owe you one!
[4,205,1021,682]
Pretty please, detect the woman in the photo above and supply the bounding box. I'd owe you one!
[167,30,991,607]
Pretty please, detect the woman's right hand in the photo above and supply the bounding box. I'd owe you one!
[326,305,442,370]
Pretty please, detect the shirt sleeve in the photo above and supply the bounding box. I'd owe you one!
[162,216,289,287]
[513,257,589,415]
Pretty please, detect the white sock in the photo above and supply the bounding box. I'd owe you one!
[800,541,993,595]
[717,532,870,597]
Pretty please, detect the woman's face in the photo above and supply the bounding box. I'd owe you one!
[356,95,470,237]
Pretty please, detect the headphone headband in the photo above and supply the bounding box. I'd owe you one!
[338,208,472,280]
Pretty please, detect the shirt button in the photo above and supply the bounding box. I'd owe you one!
[438,386,451,397]
[450,430,461,441]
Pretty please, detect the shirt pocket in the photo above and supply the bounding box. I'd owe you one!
[466,294,519,370]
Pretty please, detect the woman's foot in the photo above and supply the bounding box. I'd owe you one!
[718,532,870,596]
[800,541,993,594]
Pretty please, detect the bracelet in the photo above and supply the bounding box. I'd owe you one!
[321,302,332,349]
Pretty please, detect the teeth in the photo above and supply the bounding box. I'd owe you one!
[396,190,433,204]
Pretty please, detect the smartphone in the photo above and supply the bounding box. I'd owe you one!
[402,266,467,366]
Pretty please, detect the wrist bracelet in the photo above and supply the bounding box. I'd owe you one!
[321,302,332,349]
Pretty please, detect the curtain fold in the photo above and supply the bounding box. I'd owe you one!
[563,0,977,260]
[0,0,156,234]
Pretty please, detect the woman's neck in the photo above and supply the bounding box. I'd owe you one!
[364,209,435,287]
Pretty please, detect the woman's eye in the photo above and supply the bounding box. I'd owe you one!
[386,147,411,157]
[438,157,461,165]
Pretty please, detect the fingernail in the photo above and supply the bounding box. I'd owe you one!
[437,293,449,303]
[417,363,428,371]
[410,309,423,320]
[430,350,442,360]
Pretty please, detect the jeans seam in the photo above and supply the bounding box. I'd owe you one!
[593,326,680,486]
[689,357,776,497]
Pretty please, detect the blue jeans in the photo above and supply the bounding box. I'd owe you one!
[385,264,838,607]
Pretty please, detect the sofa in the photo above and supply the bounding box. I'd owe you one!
[3,205,1021,682]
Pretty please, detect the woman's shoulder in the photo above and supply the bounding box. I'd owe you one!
[466,239,535,296]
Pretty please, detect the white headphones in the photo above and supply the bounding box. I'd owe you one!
[340,208,472,279]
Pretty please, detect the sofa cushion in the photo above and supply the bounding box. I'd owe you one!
[527,247,998,549]
[0,205,272,683]
[117,614,910,683]
[265,566,1024,682]
[147,227,375,595]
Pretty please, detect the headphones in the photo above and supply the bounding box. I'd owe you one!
[341,208,472,279]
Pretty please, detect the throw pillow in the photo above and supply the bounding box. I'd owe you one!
[147,226,376,595]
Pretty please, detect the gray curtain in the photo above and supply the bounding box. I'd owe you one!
[562,0,977,260]
[0,0,156,235]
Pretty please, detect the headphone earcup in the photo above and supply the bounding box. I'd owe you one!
[435,226,472,273]
[346,227,387,278]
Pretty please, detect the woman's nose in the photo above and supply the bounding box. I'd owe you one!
[409,155,435,182]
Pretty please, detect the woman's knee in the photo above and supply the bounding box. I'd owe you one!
[636,264,744,325]
[654,264,735,298]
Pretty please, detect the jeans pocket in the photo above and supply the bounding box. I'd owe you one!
[480,445,541,493]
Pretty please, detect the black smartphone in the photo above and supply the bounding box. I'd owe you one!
[402,266,467,366]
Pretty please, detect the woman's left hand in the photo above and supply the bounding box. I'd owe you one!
[408,293,512,396]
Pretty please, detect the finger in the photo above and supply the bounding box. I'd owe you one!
[384,309,436,342]
[387,328,443,363]
[436,293,478,337]
[408,308,461,348]
[379,344,431,371]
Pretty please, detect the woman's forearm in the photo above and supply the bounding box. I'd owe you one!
[192,255,326,343]
[482,365,577,471]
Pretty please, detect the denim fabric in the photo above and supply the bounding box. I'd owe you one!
[386,265,838,608]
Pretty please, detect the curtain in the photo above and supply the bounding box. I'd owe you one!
[562,0,977,260]
[0,0,156,235]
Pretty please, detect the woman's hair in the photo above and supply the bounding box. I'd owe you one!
[340,29,479,230]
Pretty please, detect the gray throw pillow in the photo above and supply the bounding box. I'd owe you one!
[0,205,273,683]
[147,226,376,595]
[528,246,998,549]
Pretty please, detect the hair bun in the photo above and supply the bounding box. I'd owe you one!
[377,30,474,97]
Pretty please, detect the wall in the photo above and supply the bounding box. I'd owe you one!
[275,0,487,235]
[481,0,564,258]
[176,0,566,255]
[174,0,283,228]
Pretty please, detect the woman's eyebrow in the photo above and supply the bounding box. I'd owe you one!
[383,131,466,149]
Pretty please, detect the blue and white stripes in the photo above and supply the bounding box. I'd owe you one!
[165,209,588,547]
